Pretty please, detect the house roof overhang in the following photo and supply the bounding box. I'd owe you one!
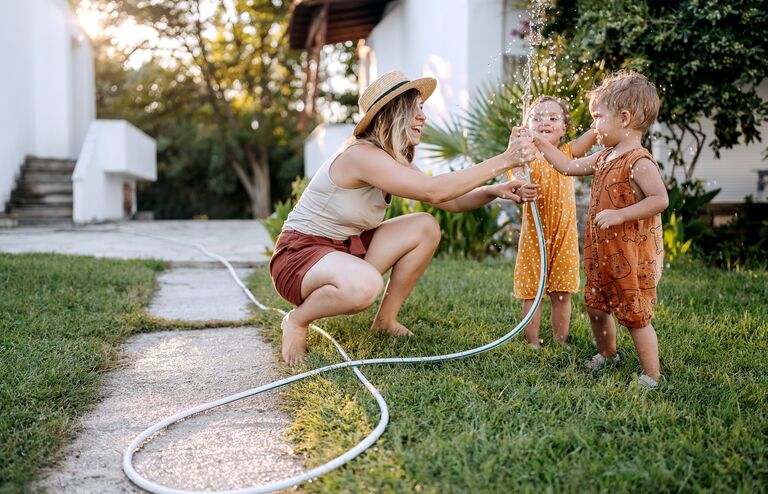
[288,0,393,49]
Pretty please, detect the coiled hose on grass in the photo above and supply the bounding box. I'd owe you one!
[123,174,547,494]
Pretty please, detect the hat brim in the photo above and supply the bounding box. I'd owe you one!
[353,77,437,137]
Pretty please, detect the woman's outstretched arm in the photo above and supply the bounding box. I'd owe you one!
[433,179,539,212]
[341,134,537,204]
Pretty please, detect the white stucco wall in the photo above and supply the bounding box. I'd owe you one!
[73,120,157,223]
[357,0,506,173]
[304,124,355,177]
[364,0,504,122]
[467,0,505,104]
[0,0,95,210]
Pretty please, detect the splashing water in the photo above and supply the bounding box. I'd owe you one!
[521,0,545,125]
[507,0,545,184]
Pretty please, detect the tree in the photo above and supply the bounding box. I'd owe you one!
[544,0,768,181]
[83,0,308,218]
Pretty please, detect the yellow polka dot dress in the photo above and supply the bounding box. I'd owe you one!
[514,143,580,299]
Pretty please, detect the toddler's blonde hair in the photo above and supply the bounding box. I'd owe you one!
[587,70,660,132]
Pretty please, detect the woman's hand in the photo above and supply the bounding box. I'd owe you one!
[490,180,539,203]
[510,126,528,139]
[504,132,538,168]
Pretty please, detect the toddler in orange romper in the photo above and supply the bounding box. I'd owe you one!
[533,71,669,388]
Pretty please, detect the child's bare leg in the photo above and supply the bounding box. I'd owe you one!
[522,299,544,348]
[629,324,660,380]
[587,306,617,357]
[549,292,572,345]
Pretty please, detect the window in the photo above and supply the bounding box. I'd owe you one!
[503,1,529,77]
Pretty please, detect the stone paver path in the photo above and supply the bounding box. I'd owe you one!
[20,221,304,493]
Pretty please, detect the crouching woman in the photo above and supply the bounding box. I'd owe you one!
[270,71,538,365]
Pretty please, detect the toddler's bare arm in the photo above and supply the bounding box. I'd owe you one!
[534,135,599,176]
[569,129,597,158]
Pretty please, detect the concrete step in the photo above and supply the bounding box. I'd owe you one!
[17,217,73,227]
[18,181,73,196]
[25,157,76,173]
[0,214,18,228]
[11,194,73,206]
[21,171,73,182]
[10,204,72,219]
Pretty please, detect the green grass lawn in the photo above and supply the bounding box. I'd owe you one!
[248,257,768,493]
[0,253,164,493]
[2,252,766,493]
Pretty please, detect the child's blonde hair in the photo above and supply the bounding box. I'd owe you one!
[587,70,660,132]
[527,95,572,135]
[354,89,420,165]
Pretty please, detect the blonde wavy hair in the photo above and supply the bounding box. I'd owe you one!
[353,88,421,165]
[587,70,660,132]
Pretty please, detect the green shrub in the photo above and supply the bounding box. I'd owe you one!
[385,197,516,260]
[662,179,720,245]
[695,197,768,270]
[663,212,692,261]
[262,176,309,250]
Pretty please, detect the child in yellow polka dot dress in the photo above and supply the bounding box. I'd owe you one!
[513,96,596,349]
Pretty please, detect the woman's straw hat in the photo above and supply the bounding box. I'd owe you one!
[354,70,437,137]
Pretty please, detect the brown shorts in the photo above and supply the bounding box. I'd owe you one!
[584,280,656,329]
[269,229,377,306]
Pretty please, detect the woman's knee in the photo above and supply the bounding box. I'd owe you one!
[339,268,383,309]
[409,212,441,245]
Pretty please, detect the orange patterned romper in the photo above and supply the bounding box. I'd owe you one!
[514,143,580,299]
[583,147,664,329]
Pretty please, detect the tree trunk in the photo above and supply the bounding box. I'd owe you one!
[246,146,271,218]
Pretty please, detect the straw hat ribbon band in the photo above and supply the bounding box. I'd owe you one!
[365,80,410,111]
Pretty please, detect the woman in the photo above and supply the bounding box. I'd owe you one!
[270,70,538,365]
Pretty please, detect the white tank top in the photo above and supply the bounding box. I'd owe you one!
[282,150,391,240]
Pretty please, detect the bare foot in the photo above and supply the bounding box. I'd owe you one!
[554,338,571,348]
[527,338,543,350]
[281,311,308,366]
[372,320,414,337]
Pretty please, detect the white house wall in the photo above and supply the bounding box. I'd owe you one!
[0,2,36,210]
[71,32,97,164]
[304,124,355,177]
[467,0,505,102]
[73,120,157,223]
[365,0,504,122]
[360,0,505,173]
[0,0,95,209]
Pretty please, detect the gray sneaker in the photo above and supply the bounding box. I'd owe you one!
[637,374,666,389]
[585,352,620,371]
